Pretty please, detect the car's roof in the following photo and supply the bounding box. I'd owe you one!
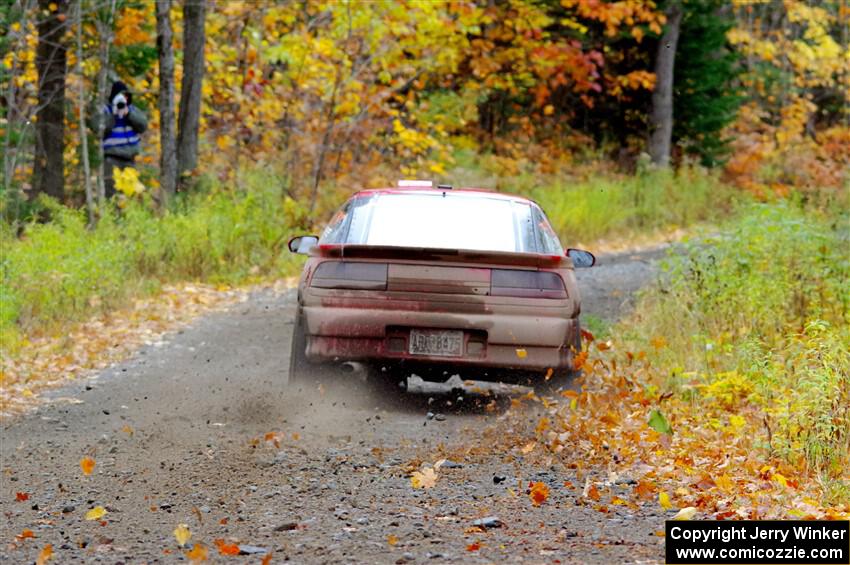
[353,187,537,205]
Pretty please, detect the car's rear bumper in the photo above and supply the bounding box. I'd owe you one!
[300,293,579,371]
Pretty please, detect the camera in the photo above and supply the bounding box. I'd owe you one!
[112,93,128,114]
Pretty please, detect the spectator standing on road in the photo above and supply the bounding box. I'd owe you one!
[91,80,148,199]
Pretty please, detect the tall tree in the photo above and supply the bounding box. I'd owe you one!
[673,0,741,167]
[93,0,116,206]
[155,0,177,200]
[33,0,69,200]
[177,0,206,180]
[648,1,683,167]
[74,0,95,224]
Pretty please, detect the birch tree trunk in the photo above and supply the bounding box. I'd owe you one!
[648,1,683,167]
[75,0,95,225]
[177,0,206,181]
[156,0,177,202]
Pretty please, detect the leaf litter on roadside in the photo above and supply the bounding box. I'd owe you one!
[0,282,268,419]
[507,332,850,520]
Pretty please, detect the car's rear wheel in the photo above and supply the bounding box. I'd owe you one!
[287,309,309,389]
[290,310,371,392]
[289,309,341,390]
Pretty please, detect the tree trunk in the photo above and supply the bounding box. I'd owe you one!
[4,0,32,202]
[156,0,177,201]
[309,70,340,214]
[94,0,116,207]
[75,0,95,225]
[648,2,683,167]
[177,0,206,181]
[33,0,69,201]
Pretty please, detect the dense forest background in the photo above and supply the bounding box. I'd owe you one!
[2,0,848,222]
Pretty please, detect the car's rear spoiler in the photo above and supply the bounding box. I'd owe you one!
[314,244,567,268]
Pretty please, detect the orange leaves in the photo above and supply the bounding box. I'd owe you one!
[15,492,29,501]
[633,480,655,500]
[264,431,281,449]
[36,544,53,565]
[649,336,667,350]
[16,528,36,540]
[214,539,240,556]
[585,483,601,501]
[572,350,588,371]
[529,481,550,506]
[534,417,550,434]
[80,456,95,476]
[387,534,399,546]
[466,541,481,551]
[113,6,153,47]
[610,70,656,97]
[185,543,208,562]
[714,474,734,492]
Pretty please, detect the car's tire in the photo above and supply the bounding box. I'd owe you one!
[535,320,582,396]
[287,309,309,389]
[289,310,359,392]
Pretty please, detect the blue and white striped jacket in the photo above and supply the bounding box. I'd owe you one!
[100,104,147,160]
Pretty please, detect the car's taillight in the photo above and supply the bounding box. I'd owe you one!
[310,262,388,290]
[490,269,567,299]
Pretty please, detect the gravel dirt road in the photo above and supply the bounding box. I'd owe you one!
[1,246,669,564]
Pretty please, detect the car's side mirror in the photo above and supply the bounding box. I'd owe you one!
[566,248,596,268]
[288,235,319,254]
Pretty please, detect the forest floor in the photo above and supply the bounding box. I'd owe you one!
[1,246,671,564]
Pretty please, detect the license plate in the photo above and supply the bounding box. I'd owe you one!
[409,329,463,357]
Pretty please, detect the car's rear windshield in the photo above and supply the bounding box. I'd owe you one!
[320,192,563,255]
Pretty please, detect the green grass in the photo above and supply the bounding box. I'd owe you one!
[1,169,308,351]
[447,150,745,245]
[581,314,611,341]
[617,203,850,490]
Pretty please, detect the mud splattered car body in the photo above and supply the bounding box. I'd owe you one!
[288,184,594,388]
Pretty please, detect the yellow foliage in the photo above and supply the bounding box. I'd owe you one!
[113,167,145,197]
[85,506,107,520]
[173,523,192,547]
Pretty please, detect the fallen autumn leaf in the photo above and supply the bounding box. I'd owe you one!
[85,506,107,520]
[174,523,192,547]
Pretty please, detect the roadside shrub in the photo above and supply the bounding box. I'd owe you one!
[0,172,308,351]
[622,203,850,484]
